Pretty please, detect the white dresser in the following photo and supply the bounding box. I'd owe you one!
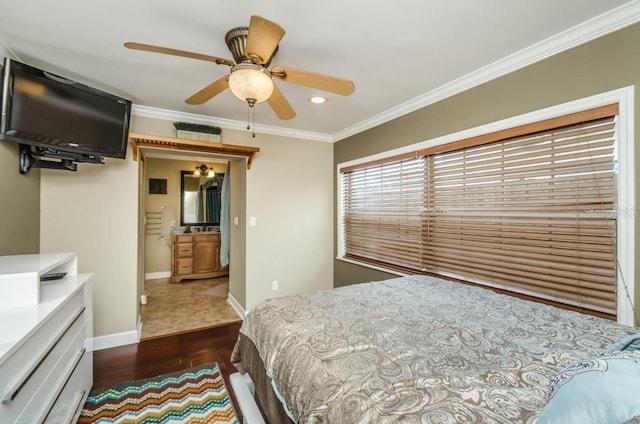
[0,253,93,424]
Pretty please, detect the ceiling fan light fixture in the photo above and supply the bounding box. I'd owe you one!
[229,62,274,105]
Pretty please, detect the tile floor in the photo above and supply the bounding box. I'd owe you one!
[140,276,242,339]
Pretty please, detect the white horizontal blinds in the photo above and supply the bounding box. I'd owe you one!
[425,114,617,314]
[342,156,426,272]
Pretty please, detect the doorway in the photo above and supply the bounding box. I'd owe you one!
[139,152,242,339]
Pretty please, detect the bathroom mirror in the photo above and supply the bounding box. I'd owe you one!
[180,170,224,226]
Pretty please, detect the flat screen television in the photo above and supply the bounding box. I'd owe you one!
[0,57,131,170]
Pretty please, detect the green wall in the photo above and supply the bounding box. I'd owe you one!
[334,23,640,321]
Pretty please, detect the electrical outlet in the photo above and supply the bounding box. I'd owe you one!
[272,280,278,291]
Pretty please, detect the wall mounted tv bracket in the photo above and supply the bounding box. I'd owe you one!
[18,144,104,174]
[19,144,76,173]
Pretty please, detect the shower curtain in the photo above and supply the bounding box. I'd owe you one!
[220,162,230,267]
[205,189,221,223]
[197,178,217,223]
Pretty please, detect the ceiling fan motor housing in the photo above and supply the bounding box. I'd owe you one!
[225,26,278,67]
[225,26,248,63]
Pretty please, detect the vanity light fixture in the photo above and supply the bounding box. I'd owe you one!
[194,164,215,178]
[309,96,327,104]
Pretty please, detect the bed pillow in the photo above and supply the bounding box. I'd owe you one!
[536,351,640,424]
[605,332,640,353]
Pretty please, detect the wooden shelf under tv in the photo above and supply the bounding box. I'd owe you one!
[128,133,260,170]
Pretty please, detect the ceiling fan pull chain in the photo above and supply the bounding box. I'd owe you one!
[245,103,256,138]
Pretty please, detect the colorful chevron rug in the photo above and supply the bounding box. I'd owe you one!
[78,363,238,423]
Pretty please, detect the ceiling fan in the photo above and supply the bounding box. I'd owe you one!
[124,15,355,120]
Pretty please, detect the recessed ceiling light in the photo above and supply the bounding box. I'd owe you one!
[309,96,327,104]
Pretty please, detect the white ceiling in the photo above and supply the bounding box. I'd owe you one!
[0,0,637,142]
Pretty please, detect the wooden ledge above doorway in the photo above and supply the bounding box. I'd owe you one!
[129,132,260,170]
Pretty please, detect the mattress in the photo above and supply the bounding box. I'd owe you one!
[231,275,638,423]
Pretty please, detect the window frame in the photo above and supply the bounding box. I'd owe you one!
[337,87,635,326]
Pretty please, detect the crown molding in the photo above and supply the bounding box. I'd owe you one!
[332,0,640,142]
[131,105,333,143]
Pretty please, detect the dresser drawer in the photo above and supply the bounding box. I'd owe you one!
[0,296,87,424]
[15,322,89,424]
[176,243,193,258]
[0,289,84,401]
[176,258,193,274]
[175,234,193,243]
[42,339,92,424]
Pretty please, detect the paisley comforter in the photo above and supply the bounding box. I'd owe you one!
[233,275,637,423]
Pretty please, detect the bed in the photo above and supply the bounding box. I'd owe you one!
[231,275,640,423]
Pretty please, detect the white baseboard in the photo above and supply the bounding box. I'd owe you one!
[145,271,171,280]
[90,321,141,351]
[227,293,246,318]
[229,373,266,424]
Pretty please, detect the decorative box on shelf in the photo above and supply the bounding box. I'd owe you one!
[176,130,221,143]
[0,252,77,308]
[174,122,222,143]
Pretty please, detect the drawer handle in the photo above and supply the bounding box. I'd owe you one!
[1,306,85,404]
[38,347,87,424]
[64,389,87,424]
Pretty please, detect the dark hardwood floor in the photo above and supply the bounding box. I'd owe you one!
[92,321,244,421]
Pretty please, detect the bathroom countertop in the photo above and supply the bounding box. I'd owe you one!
[172,230,221,235]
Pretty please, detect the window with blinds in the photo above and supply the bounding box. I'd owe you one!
[342,156,427,273]
[341,104,618,316]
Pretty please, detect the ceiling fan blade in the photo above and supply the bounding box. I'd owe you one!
[271,66,355,96]
[245,16,285,65]
[124,42,233,66]
[267,84,296,120]
[185,76,229,105]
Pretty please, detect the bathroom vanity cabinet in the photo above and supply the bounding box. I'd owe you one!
[171,232,228,283]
